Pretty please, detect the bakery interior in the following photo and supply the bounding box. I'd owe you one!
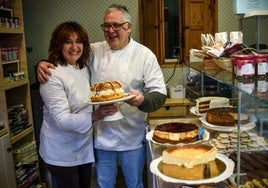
[0,0,268,188]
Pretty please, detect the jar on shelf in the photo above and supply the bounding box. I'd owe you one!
[13,72,24,81]
[9,18,15,28]
[18,72,25,80]
[13,72,20,81]
[1,47,8,61]
[7,47,12,61]
[4,17,9,28]
[231,54,255,79]
[13,17,19,28]
[255,77,268,97]
[11,46,18,60]
[235,78,255,94]
[255,54,268,77]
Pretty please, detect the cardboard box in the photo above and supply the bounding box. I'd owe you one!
[233,0,268,14]
[189,53,203,62]
[169,85,185,99]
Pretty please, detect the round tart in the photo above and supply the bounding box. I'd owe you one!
[153,122,199,144]
[159,158,226,180]
[206,107,249,126]
[162,144,217,168]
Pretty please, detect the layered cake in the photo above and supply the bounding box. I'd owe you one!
[153,122,199,144]
[196,97,230,113]
[162,144,217,168]
[90,81,124,102]
[206,107,249,126]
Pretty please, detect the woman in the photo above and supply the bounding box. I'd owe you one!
[39,21,117,188]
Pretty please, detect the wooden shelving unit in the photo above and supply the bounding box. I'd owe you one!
[0,0,43,187]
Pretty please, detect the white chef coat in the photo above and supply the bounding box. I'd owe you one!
[90,38,167,151]
[39,64,94,166]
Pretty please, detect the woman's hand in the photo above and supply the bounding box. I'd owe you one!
[92,104,118,121]
[37,61,55,83]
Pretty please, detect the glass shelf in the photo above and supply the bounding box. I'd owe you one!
[184,62,268,105]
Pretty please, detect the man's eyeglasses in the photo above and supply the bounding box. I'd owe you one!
[101,22,129,32]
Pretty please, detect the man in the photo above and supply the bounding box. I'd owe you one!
[37,4,166,188]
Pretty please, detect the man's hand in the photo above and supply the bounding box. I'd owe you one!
[125,90,144,107]
[37,61,55,83]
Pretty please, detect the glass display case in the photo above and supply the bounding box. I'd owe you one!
[146,61,268,187]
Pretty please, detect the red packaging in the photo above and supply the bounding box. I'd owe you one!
[255,54,268,77]
[231,54,255,78]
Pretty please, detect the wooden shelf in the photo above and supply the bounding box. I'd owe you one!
[0,27,24,34]
[0,128,8,137]
[11,125,33,144]
[2,79,29,90]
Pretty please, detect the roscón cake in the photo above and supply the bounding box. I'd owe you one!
[196,97,230,113]
[90,81,124,102]
[162,144,217,168]
[153,122,199,144]
[206,107,249,126]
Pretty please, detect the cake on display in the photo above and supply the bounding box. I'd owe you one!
[153,122,199,144]
[196,97,230,113]
[159,144,224,180]
[162,144,217,168]
[206,107,249,126]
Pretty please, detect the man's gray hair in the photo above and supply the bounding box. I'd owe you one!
[105,4,132,23]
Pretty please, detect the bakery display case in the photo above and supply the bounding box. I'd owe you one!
[146,61,268,187]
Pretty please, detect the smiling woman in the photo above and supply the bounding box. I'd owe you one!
[38,21,118,188]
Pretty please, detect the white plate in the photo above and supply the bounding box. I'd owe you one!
[85,94,135,105]
[146,129,210,146]
[199,115,256,132]
[190,106,205,116]
[150,153,234,184]
[228,173,248,186]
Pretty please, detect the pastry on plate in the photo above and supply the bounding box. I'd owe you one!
[90,80,124,102]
